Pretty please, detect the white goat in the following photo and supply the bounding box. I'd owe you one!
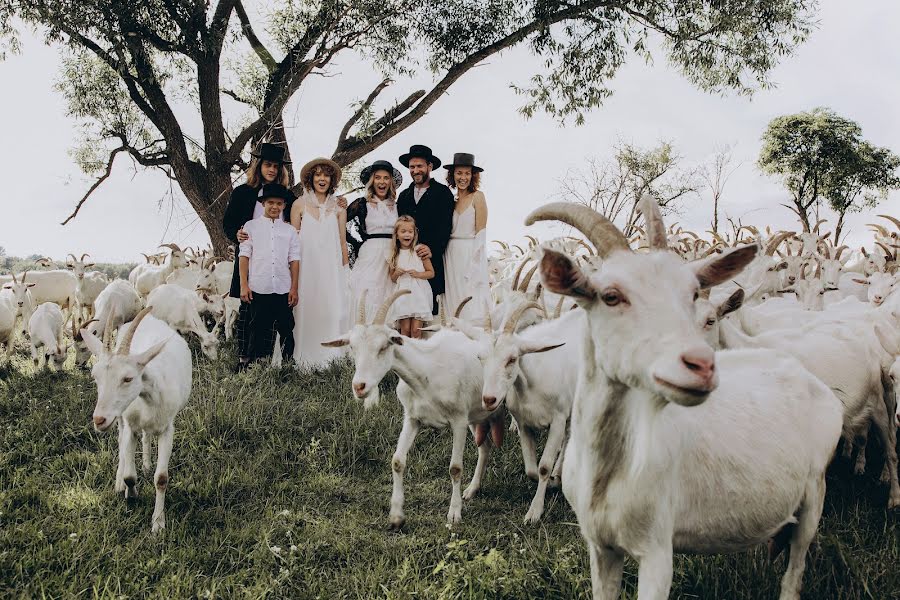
[9,268,77,311]
[133,244,189,297]
[82,308,192,533]
[92,280,144,344]
[874,324,900,428]
[2,271,36,335]
[323,291,499,530]
[528,200,842,600]
[146,284,220,359]
[0,289,16,361]
[28,302,68,370]
[695,288,745,349]
[460,302,583,523]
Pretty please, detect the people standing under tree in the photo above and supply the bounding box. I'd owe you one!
[443,153,491,325]
[291,158,349,369]
[388,216,434,338]
[222,142,294,372]
[345,160,401,323]
[396,144,454,315]
[238,184,300,368]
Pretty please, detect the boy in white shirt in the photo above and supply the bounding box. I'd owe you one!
[238,183,301,368]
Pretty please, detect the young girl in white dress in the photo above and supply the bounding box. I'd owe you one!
[388,216,434,338]
[291,158,350,368]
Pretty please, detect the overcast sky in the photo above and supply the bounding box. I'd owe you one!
[1,1,898,263]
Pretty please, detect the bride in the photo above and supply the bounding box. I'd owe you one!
[290,157,349,368]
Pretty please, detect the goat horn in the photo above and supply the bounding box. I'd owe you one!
[118,307,153,355]
[800,263,808,281]
[373,290,410,326]
[867,224,890,238]
[454,296,473,319]
[525,235,539,247]
[159,243,182,252]
[102,311,115,351]
[357,290,368,325]
[524,203,630,259]
[10,271,17,284]
[503,302,543,335]
[77,318,99,342]
[80,253,90,262]
[439,295,448,327]
[875,241,894,258]
[878,214,900,230]
[66,253,78,264]
[20,269,29,283]
[683,230,700,240]
[814,261,821,279]
[519,263,539,292]
[833,245,849,260]
[553,296,565,319]
[512,244,525,255]
[764,231,793,256]
[510,258,530,291]
[812,219,827,234]
[492,240,509,250]
[141,253,151,263]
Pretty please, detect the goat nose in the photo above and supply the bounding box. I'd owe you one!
[681,348,715,379]
[93,415,106,427]
[353,382,366,396]
[482,396,497,410]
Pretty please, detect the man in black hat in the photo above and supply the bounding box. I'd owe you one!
[223,142,294,371]
[396,144,454,314]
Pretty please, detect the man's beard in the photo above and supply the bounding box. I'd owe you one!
[413,173,426,184]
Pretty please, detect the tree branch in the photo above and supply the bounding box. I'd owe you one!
[234,0,276,71]
[61,146,125,225]
[336,78,393,147]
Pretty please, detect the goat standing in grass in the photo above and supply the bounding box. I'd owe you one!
[324,290,499,530]
[529,199,843,600]
[82,307,192,533]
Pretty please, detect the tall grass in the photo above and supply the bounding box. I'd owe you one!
[0,341,897,599]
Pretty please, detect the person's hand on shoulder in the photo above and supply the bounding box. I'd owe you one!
[237,227,249,242]
[415,244,432,259]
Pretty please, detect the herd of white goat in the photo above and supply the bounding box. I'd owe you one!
[2,206,899,599]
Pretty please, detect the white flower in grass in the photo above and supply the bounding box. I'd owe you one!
[68,533,78,541]
[270,545,282,555]
[289,545,297,553]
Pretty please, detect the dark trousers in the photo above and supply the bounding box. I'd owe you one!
[246,293,295,362]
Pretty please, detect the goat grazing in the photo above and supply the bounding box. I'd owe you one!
[146,284,220,359]
[28,302,68,370]
[82,308,192,533]
[527,199,842,600]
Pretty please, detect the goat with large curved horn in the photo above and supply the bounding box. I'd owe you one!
[525,235,540,248]
[878,214,900,231]
[867,224,890,239]
[764,231,794,256]
[454,296,473,319]
[524,203,630,258]
[373,290,411,326]
[357,290,369,326]
[875,241,897,261]
[159,243,183,252]
[639,195,668,251]
[811,219,827,234]
[519,264,539,292]
[118,307,154,355]
[510,258,531,291]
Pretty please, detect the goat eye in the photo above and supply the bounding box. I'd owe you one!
[123,376,133,383]
[693,292,699,301]
[506,357,516,367]
[601,290,624,306]
[705,319,716,327]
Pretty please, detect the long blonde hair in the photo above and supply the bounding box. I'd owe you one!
[365,172,397,203]
[246,156,290,188]
[390,215,418,270]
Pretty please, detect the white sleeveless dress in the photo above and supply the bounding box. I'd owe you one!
[444,195,491,325]
[350,200,397,324]
[293,192,349,368]
[390,249,434,323]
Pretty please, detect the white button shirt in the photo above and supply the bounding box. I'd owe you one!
[239,216,301,294]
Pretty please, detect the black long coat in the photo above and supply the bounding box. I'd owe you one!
[222,184,294,298]
[397,179,454,305]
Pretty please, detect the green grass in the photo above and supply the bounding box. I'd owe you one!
[0,340,897,599]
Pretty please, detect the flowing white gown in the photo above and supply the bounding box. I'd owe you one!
[390,249,434,323]
[350,200,397,323]
[444,195,491,325]
[293,192,349,368]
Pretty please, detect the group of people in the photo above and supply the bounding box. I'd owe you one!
[222,143,491,371]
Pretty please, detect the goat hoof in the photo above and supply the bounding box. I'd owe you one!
[446,507,462,525]
[387,517,405,533]
[151,518,166,534]
[548,475,562,489]
[879,465,891,484]
[462,485,480,501]
[524,508,542,524]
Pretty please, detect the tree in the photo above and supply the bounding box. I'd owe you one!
[558,141,699,236]
[823,142,900,243]
[758,108,863,232]
[700,143,740,235]
[4,0,818,254]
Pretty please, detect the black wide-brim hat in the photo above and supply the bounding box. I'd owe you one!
[257,183,293,203]
[399,144,441,169]
[360,160,403,187]
[251,142,291,165]
[443,152,483,173]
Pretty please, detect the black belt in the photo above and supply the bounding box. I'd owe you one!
[367,233,392,239]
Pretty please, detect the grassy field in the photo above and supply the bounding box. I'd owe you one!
[0,340,897,599]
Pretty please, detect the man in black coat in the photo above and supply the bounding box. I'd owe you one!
[396,144,454,315]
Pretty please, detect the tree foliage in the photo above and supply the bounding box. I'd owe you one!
[759,107,899,237]
[3,0,819,252]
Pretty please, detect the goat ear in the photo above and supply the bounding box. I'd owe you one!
[133,339,168,368]
[1,284,10,289]
[520,341,565,355]
[851,278,869,285]
[321,336,350,348]
[80,328,105,357]
[717,288,745,318]
[692,244,758,289]
[874,324,900,356]
[26,283,35,288]
[539,249,596,302]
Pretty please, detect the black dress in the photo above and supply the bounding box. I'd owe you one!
[397,179,454,310]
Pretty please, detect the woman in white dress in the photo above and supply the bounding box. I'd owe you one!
[443,153,490,326]
[346,160,401,324]
[388,215,434,338]
[290,157,349,368]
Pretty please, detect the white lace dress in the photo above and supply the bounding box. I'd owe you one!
[350,200,397,324]
[444,195,491,325]
[293,191,349,368]
[390,249,434,323]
